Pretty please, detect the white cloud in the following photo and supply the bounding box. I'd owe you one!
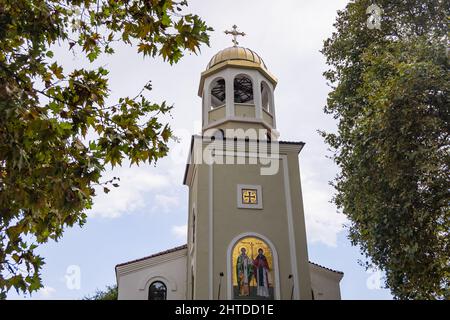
[89,165,171,218]
[82,0,351,237]
[171,224,187,239]
[152,194,180,213]
[302,173,348,247]
[38,286,56,298]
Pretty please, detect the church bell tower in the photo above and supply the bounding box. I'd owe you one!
[183,26,312,300]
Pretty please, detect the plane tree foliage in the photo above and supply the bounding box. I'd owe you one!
[321,0,449,299]
[0,0,211,297]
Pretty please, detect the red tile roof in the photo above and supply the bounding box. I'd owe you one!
[309,261,344,274]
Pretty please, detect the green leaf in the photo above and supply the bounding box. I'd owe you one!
[59,122,72,131]
[0,0,211,298]
[321,0,448,300]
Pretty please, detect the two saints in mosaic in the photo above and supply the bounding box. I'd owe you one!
[233,237,273,299]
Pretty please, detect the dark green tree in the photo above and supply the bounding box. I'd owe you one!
[321,0,449,299]
[0,0,211,298]
[83,285,117,300]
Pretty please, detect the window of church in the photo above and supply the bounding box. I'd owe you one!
[261,81,272,113]
[210,78,226,109]
[192,212,196,244]
[237,184,262,209]
[148,281,167,300]
[232,236,275,300]
[234,75,254,104]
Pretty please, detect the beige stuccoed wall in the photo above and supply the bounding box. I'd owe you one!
[186,169,195,299]
[286,150,313,299]
[116,250,187,300]
[187,143,312,300]
[310,264,343,300]
[205,120,269,137]
[208,105,226,122]
[116,249,342,300]
[188,162,210,299]
[262,109,274,126]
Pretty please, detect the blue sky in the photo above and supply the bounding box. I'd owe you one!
[8,0,392,299]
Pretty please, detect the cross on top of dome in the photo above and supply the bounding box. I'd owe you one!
[224,25,245,47]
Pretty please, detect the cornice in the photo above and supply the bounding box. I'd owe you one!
[116,248,187,278]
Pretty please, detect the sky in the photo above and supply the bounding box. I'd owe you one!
[8,0,392,300]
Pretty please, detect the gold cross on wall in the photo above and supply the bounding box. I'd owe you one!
[224,25,245,47]
[242,189,257,204]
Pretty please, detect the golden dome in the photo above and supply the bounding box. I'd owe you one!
[198,46,277,97]
[206,46,268,70]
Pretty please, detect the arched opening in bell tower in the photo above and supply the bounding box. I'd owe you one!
[233,74,254,104]
[261,81,273,114]
[210,77,226,109]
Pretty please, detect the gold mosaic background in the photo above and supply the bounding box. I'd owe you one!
[231,236,273,286]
